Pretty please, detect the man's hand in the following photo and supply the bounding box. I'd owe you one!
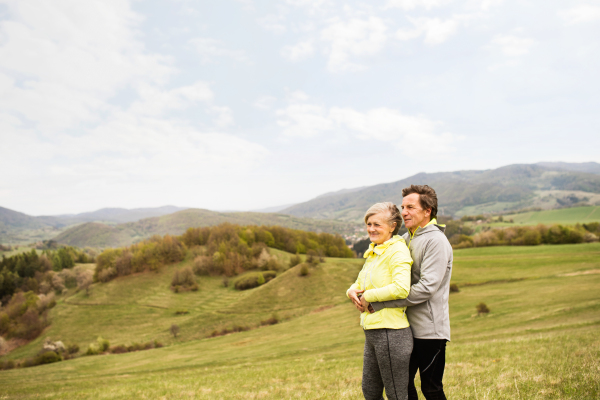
[348,289,365,312]
[360,294,373,314]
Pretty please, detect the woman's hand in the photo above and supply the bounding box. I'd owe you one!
[348,289,365,312]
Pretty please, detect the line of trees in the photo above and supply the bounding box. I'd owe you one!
[0,247,96,342]
[450,223,600,248]
[95,223,353,283]
[0,247,96,302]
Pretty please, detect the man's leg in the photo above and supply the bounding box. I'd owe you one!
[407,338,422,400]
[416,338,447,400]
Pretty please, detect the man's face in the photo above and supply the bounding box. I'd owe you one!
[401,193,431,232]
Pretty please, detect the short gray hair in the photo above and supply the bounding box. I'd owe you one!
[364,202,402,235]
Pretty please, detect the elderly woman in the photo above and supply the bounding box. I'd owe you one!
[347,202,413,400]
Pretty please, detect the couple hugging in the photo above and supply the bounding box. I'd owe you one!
[347,184,452,400]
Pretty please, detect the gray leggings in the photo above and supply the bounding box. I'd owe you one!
[362,328,413,400]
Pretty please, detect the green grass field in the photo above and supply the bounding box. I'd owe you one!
[493,205,600,226]
[1,244,600,399]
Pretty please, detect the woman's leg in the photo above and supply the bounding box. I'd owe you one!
[362,330,385,400]
[366,328,413,400]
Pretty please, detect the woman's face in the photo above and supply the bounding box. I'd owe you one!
[366,212,395,245]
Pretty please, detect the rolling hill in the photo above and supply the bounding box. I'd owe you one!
[44,205,188,225]
[282,163,600,222]
[52,208,358,248]
[1,244,599,398]
[0,206,188,245]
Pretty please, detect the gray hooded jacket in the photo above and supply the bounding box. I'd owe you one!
[371,222,453,340]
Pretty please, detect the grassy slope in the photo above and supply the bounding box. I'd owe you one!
[498,205,600,225]
[1,244,600,399]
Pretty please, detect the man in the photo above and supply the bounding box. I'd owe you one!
[370,184,453,400]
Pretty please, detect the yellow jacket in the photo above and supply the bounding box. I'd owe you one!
[347,235,412,330]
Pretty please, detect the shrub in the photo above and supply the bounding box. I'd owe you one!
[170,324,180,338]
[67,343,79,354]
[51,273,66,293]
[449,283,460,293]
[75,267,94,295]
[193,255,222,276]
[449,234,474,249]
[0,312,9,335]
[127,343,143,352]
[154,340,164,348]
[299,264,310,277]
[97,267,117,283]
[1,360,15,370]
[110,345,128,354]
[86,344,99,355]
[171,266,198,292]
[476,302,490,315]
[233,271,277,291]
[260,314,279,326]
[210,324,251,337]
[289,253,302,268]
[306,250,319,264]
[97,337,110,352]
[36,351,61,365]
[58,269,77,289]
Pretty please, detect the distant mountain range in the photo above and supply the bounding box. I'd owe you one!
[0,206,187,244]
[535,162,600,175]
[281,162,600,222]
[52,209,356,248]
[2,161,599,247]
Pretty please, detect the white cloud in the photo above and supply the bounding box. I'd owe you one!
[253,95,278,110]
[188,37,249,64]
[277,103,333,137]
[286,0,332,16]
[386,0,452,11]
[490,33,536,57]
[276,94,460,153]
[129,81,213,116]
[257,13,287,34]
[208,106,235,128]
[320,16,387,72]
[0,0,173,131]
[0,0,268,214]
[1,114,268,197]
[281,40,315,61]
[558,5,600,25]
[396,17,460,44]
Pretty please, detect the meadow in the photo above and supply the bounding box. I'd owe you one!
[493,205,600,227]
[1,243,599,399]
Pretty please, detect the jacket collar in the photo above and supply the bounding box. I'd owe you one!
[409,218,446,237]
[363,235,403,258]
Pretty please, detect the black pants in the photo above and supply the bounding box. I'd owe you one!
[408,338,447,400]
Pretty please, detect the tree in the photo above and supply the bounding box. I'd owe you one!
[170,324,180,338]
[476,302,490,315]
[75,267,93,296]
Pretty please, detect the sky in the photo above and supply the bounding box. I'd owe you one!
[1,0,599,216]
